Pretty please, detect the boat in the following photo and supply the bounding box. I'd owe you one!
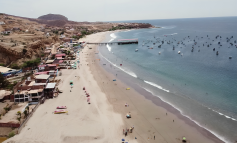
[229,56,232,59]
[57,106,67,109]
[54,109,68,114]
[178,51,181,54]
[159,52,161,55]
[135,49,138,52]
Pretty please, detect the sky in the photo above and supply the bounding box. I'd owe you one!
[0,0,237,22]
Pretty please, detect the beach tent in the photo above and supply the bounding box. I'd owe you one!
[126,88,130,90]
[113,79,116,81]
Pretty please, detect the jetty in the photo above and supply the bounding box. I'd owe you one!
[87,39,138,45]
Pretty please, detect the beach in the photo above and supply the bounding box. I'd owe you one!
[5,31,224,143]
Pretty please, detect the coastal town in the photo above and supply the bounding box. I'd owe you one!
[0,13,225,143]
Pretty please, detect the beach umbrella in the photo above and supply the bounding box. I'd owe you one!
[122,139,125,141]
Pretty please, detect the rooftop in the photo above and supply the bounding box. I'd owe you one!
[35,75,50,80]
[46,83,56,89]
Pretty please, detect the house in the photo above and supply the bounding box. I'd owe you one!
[44,83,56,98]
[14,88,44,103]
[52,59,64,65]
[45,59,55,64]
[38,64,57,72]
[35,75,50,83]
[55,54,66,60]
[0,90,11,102]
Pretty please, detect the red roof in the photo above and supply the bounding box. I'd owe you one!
[38,65,46,67]
[47,64,57,67]
[56,57,63,60]
[55,54,66,57]
[59,60,63,63]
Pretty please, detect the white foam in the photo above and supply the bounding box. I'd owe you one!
[106,44,111,52]
[144,80,170,92]
[99,53,137,78]
[211,109,237,121]
[142,87,228,143]
[110,33,117,39]
[161,26,176,29]
[164,33,178,36]
[109,33,117,42]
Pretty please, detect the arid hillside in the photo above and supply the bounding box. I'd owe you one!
[0,13,154,67]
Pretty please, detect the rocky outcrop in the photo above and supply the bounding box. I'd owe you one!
[0,45,22,64]
[38,14,68,21]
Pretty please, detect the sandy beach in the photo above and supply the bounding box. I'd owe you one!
[5,31,224,143]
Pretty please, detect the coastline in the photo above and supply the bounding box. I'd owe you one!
[83,30,225,143]
[3,30,225,143]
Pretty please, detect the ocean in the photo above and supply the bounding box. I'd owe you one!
[98,17,237,142]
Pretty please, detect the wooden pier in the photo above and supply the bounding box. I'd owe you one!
[87,39,138,45]
[87,41,138,45]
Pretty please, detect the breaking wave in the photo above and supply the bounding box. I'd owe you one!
[144,80,169,92]
[106,44,111,52]
[210,109,236,121]
[99,53,137,78]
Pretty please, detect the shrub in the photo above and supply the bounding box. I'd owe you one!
[8,131,15,138]
[10,64,20,69]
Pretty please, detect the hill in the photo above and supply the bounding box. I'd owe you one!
[38,14,68,21]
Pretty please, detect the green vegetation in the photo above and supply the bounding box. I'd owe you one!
[59,46,64,48]
[41,54,45,57]
[8,131,15,138]
[0,63,5,66]
[10,64,20,69]
[22,58,41,68]
[109,26,128,31]
[0,73,9,88]
[51,55,55,60]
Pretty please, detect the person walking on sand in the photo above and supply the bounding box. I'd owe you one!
[154,135,155,140]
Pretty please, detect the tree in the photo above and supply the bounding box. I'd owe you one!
[0,73,9,88]
[16,111,22,123]
[22,48,27,55]
[10,64,20,69]
[23,110,28,118]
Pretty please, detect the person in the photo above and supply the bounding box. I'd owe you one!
[125,132,127,137]
[154,135,155,140]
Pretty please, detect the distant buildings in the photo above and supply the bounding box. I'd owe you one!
[0,21,5,25]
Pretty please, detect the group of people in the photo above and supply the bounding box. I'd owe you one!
[83,87,90,104]
[123,126,134,137]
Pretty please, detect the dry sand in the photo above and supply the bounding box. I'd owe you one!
[5,31,224,143]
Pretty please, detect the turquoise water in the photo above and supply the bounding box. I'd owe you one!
[98,17,237,142]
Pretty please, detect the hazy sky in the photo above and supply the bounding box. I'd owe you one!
[0,0,237,22]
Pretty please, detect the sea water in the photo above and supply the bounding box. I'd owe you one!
[98,17,237,142]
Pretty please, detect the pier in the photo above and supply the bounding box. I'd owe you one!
[87,39,138,45]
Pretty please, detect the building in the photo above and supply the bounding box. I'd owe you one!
[55,54,66,60]
[44,83,56,98]
[0,21,5,25]
[14,88,44,102]
[38,64,57,72]
[35,75,50,83]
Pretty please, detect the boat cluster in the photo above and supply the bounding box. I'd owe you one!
[139,34,236,59]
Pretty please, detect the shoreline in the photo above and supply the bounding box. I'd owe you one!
[83,30,225,143]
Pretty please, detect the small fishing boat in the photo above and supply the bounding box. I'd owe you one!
[229,56,232,59]
[54,109,68,114]
[135,49,138,52]
[57,106,67,109]
[159,52,161,55]
[178,51,181,54]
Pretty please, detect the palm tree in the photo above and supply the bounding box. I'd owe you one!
[16,111,22,123]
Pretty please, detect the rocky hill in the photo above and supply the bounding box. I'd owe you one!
[38,14,68,21]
